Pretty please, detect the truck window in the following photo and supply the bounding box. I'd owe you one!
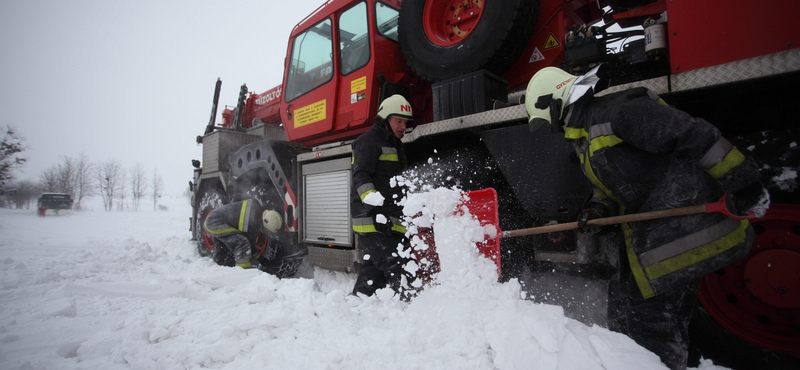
[285,18,334,102]
[375,2,399,42]
[339,2,370,75]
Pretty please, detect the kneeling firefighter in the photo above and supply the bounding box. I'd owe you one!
[524,65,769,370]
[204,199,283,269]
[350,94,417,300]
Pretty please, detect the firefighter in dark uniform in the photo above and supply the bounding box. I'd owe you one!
[524,65,770,370]
[204,199,283,269]
[350,94,416,299]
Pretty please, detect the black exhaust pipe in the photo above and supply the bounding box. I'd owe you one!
[231,83,248,132]
[203,78,223,135]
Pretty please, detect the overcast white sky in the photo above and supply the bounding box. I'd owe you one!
[1,0,324,196]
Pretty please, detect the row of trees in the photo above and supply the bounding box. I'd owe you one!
[92,159,163,211]
[0,125,165,211]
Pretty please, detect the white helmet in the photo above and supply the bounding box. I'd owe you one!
[524,65,608,131]
[524,67,578,132]
[262,209,282,233]
[377,94,414,121]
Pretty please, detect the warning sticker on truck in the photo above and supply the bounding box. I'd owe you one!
[351,76,367,94]
[529,47,545,63]
[294,99,327,128]
[543,33,561,51]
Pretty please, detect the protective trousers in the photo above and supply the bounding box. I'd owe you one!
[353,232,415,299]
[607,269,700,370]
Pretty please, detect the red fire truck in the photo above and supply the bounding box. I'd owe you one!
[190,0,800,365]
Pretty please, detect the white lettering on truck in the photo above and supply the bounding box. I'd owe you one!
[256,87,282,105]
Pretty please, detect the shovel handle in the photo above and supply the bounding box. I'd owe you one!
[500,195,747,238]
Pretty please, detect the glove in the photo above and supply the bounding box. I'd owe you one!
[577,203,612,234]
[373,213,393,235]
[730,182,770,218]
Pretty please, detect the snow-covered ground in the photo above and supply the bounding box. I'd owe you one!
[0,191,729,370]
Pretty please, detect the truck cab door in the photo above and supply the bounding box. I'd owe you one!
[282,17,339,142]
[282,1,396,146]
[334,1,372,137]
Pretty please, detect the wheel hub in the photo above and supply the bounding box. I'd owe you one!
[744,249,800,308]
[423,0,485,47]
[698,204,800,356]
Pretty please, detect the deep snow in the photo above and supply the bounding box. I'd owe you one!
[0,192,730,370]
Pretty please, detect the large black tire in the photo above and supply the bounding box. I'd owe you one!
[690,305,800,370]
[398,0,538,82]
[262,255,304,279]
[194,187,225,258]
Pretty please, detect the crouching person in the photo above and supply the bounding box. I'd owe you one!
[204,199,283,269]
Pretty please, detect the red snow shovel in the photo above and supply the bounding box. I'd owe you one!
[411,188,502,283]
[455,188,502,275]
[462,188,753,274]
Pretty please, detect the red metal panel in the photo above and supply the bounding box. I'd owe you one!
[667,0,800,73]
[503,0,602,92]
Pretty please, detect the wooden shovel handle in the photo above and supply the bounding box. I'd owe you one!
[501,204,708,238]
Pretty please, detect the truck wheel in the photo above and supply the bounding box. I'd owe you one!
[262,256,303,279]
[696,204,800,362]
[195,188,225,257]
[398,0,538,82]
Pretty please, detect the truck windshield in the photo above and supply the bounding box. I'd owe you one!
[285,19,334,102]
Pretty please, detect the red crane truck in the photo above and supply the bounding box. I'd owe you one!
[189,0,800,366]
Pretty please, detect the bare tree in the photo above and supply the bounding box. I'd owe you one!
[151,168,163,211]
[56,155,76,198]
[37,155,94,210]
[129,163,148,211]
[39,166,60,192]
[73,153,95,210]
[6,179,42,209]
[116,170,127,211]
[0,125,27,196]
[97,159,122,211]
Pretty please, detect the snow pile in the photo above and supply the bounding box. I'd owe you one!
[401,187,677,370]
[0,194,728,370]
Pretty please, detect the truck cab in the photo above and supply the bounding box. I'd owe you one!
[280,0,426,147]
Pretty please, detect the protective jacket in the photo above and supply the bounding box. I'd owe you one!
[204,199,266,265]
[350,121,408,234]
[564,87,759,299]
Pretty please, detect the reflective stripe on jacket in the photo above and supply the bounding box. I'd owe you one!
[352,216,408,234]
[204,199,261,237]
[564,88,757,298]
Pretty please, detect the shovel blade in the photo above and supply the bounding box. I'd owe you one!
[460,188,501,275]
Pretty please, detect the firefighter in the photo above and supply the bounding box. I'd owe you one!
[204,199,283,269]
[524,65,769,370]
[350,94,416,300]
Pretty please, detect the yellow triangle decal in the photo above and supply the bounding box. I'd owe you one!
[543,33,561,51]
